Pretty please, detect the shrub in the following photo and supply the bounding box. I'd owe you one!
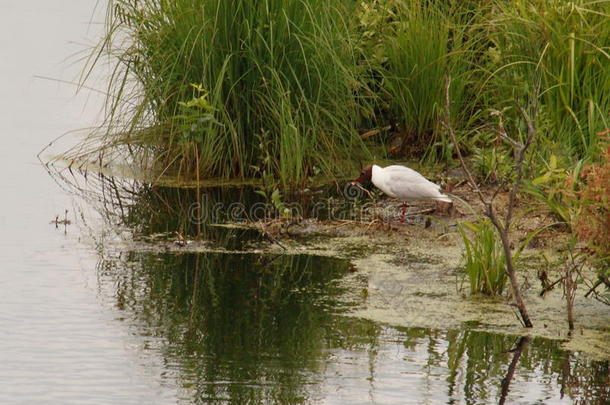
[574,140,610,258]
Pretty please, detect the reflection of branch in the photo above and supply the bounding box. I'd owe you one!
[189,254,201,325]
[499,336,529,405]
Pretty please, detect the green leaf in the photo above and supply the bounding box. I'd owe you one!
[549,154,558,170]
[190,83,206,93]
[532,172,551,185]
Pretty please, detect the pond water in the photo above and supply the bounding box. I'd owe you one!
[96,247,609,404]
[0,1,608,404]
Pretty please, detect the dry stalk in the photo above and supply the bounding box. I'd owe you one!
[443,76,534,328]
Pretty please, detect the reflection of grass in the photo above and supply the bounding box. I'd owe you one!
[109,251,354,403]
[101,250,609,403]
[444,329,609,403]
[123,184,263,238]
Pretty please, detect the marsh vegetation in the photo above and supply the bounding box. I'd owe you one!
[68,0,610,180]
[50,0,610,381]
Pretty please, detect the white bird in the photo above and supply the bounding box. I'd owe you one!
[352,164,452,218]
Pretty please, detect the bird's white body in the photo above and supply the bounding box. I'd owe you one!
[370,165,452,203]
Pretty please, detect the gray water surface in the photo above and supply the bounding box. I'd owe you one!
[0,2,608,405]
[0,2,179,404]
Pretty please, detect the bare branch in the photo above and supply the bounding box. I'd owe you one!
[442,76,487,204]
[505,105,537,230]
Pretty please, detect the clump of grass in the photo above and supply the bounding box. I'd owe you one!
[458,220,508,296]
[64,0,610,186]
[79,0,372,185]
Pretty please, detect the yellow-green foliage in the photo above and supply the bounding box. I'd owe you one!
[525,154,584,225]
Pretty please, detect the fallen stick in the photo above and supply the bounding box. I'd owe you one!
[360,125,392,140]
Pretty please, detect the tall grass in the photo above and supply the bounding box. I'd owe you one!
[381,1,481,161]
[68,0,610,184]
[482,0,610,158]
[85,0,371,184]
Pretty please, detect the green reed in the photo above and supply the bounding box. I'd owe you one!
[481,0,610,158]
[380,1,481,161]
[84,0,371,184]
[458,220,508,296]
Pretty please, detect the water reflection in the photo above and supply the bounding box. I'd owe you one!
[99,250,609,404]
[100,251,357,403]
[44,167,361,238]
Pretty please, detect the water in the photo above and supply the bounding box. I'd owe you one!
[97,250,609,404]
[0,2,177,404]
[0,1,608,404]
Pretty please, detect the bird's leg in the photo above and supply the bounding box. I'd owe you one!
[400,202,409,223]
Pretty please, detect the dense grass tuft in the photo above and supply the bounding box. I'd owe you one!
[89,0,372,184]
[459,220,508,296]
[381,1,480,161]
[482,0,610,158]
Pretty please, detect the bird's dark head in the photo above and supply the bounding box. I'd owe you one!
[352,165,373,184]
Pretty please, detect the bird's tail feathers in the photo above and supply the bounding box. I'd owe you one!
[434,194,453,203]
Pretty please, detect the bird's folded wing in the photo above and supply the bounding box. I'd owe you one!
[387,171,443,199]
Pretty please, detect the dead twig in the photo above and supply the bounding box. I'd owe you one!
[257,221,287,250]
[443,75,534,328]
[584,279,603,298]
[584,275,610,306]
[540,276,564,297]
[403,208,435,217]
[352,181,375,200]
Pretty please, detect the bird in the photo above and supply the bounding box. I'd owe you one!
[352,164,452,220]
